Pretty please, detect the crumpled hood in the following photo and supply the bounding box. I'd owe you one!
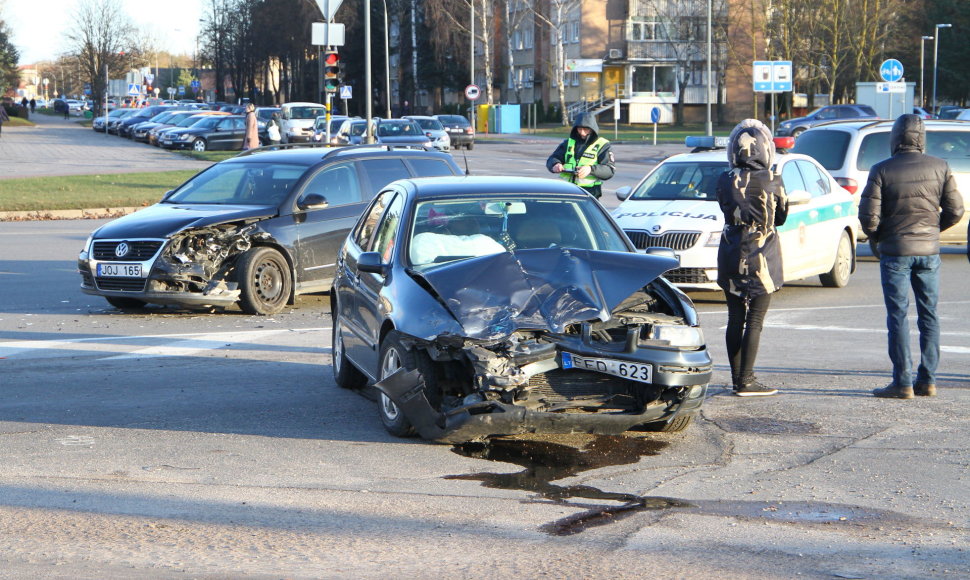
[94,203,278,240]
[414,248,679,340]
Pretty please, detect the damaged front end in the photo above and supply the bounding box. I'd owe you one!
[375,249,712,443]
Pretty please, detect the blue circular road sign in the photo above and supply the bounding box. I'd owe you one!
[880,59,903,82]
[650,107,661,123]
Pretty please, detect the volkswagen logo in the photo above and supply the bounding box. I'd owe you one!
[115,242,130,258]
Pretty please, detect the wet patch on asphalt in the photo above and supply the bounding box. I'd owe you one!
[713,416,821,435]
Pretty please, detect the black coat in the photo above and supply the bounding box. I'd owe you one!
[716,120,788,298]
[859,114,964,257]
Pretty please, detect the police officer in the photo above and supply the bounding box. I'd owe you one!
[546,112,615,199]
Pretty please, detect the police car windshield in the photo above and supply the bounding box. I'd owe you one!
[631,161,726,201]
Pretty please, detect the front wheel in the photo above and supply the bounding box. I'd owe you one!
[105,296,147,310]
[192,138,207,152]
[377,331,419,438]
[820,231,853,288]
[236,247,292,315]
[637,413,695,433]
[791,127,805,139]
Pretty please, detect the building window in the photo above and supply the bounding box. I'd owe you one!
[571,21,580,43]
[525,28,533,49]
[632,65,676,94]
[629,21,657,41]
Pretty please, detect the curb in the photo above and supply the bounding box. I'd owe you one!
[0,207,143,221]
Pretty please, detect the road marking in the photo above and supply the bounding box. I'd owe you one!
[0,327,331,360]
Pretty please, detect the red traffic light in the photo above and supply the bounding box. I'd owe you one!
[324,51,339,66]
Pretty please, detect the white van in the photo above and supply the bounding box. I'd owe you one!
[279,102,327,143]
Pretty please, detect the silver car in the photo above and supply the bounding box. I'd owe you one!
[404,115,451,151]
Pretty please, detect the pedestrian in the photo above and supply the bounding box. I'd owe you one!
[266,112,282,146]
[859,114,965,399]
[546,112,615,199]
[29,98,36,114]
[242,102,259,151]
[0,104,9,138]
[20,96,28,110]
[716,119,788,397]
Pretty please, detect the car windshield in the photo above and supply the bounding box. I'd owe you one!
[313,117,328,130]
[150,111,177,123]
[349,123,367,136]
[377,122,421,137]
[792,130,852,170]
[175,114,211,128]
[630,161,726,200]
[163,162,307,205]
[288,106,327,119]
[412,118,443,131]
[408,196,629,268]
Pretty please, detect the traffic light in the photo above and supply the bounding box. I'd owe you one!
[324,50,340,93]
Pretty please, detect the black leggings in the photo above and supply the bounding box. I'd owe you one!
[725,292,772,384]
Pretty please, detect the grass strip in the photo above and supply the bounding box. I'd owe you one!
[0,170,200,212]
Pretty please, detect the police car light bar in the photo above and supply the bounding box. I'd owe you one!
[684,136,729,149]
[773,136,795,151]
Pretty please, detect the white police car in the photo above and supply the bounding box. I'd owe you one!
[612,136,858,291]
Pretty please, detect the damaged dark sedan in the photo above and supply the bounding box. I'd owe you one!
[331,176,713,443]
[78,145,463,314]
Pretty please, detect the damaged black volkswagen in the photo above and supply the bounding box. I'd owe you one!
[77,145,463,314]
[331,176,713,443]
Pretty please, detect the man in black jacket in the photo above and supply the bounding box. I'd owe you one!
[859,114,965,399]
[546,113,615,199]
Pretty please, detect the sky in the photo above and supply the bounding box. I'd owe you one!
[3,0,202,65]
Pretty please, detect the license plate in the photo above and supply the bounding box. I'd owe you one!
[97,263,143,277]
[561,352,653,383]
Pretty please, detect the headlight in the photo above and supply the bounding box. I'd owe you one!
[179,133,194,141]
[705,231,721,247]
[650,324,705,348]
[780,121,791,128]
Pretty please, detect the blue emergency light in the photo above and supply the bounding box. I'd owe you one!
[684,136,729,149]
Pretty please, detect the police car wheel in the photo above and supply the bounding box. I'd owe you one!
[820,231,853,288]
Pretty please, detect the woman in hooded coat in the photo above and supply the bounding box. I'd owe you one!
[716,119,788,396]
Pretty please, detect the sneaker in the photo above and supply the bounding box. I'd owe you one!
[914,383,937,397]
[734,382,778,397]
[872,383,914,399]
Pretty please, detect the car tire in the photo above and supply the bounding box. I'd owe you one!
[192,138,207,152]
[332,317,367,389]
[236,247,292,315]
[466,141,474,150]
[638,413,695,433]
[377,331,422,438]
[791,127,805,139]
[820,231,853,288]
[105,296,147,310]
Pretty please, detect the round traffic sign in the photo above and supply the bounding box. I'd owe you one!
[650,107,661,123]
[880,59,903,82]
[464,84,481,101]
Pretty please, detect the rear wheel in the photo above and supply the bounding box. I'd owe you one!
[192,138,207,152]
[820,231,853,288]
[332,317,367,389]
[236,247,291,315]
[105,296,147,310]
[466,141,474,150]
[377,331,420,437]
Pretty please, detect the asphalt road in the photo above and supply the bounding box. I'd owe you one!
[1,128,969,579]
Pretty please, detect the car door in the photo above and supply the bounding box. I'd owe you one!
[289,162,369,290]
[337,190,403,375]
[777,159,812,279]
[779,159,839,280]
[223,117,246,150]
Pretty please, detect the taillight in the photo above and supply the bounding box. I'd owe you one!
[835,177,858,195]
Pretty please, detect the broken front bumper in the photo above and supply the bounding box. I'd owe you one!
[376,369,708,444]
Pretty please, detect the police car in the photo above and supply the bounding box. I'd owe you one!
[612,136,858,291]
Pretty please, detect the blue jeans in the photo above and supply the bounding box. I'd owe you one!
[879,254,941,387]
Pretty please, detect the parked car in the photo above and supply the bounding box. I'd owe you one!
[77,145,465,314]
[158,114,247,151]
[106,109,141,134]
[330,175,712,442]
[913,107,935,119]
[955,110,970,121]
[936,106,964,119]
[255,106,281,144]
[792,119,970,244]
[434,114,475,149]
[404,115,451,151]
[373,119,432,147]
[117,105,179,138]
[333,119,370,145]
[311,115,358,144]
[279,102,328,143]
[130,110,185,142]
[93,108,132,132]
[150,111,230,146]
[775,104,880,138]
[612,136,858,291]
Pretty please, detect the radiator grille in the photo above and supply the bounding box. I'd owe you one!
[92,240,164,261]
[625,230,700,251]
[95,278,147,291]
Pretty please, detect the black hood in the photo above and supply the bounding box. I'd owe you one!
[415,248,678,341]
[570,112,600,141]
[890,114,924,155]
[94,203,277,240]
[727,118,775,171]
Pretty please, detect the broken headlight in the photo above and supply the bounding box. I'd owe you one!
[649,324,705,348]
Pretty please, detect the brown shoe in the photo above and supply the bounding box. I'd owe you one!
[914,383,937,397]
[873,383,914,399]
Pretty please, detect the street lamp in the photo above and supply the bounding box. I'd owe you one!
[932,23,951,115]
[382,0,391,119]
[705,0,712,136]
[920,35,933,108]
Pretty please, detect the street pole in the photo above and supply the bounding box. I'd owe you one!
[470,0,475,131]
[932,23,951,116]
[920,36,933,109]
[705,0,712,136]
[365,0,373,143]
[383,0,391,118]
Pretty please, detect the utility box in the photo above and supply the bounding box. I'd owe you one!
[856,82,915,119]
[476,104,490,133]
[489,104,521,134]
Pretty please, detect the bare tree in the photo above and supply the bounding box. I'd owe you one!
[503,0,535,104]
[424,0,497,105]
[531,0,580,125]
[64,0,137,115]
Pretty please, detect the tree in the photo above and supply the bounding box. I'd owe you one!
[64,0,137,116]
[0,16,20,94]
[531,0,581,125]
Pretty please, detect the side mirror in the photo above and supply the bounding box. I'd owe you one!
[161,189,174,201]
[297,193,329,210]
[357,252,388,275]
[788,190,812,206]
[615,186,632,201]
